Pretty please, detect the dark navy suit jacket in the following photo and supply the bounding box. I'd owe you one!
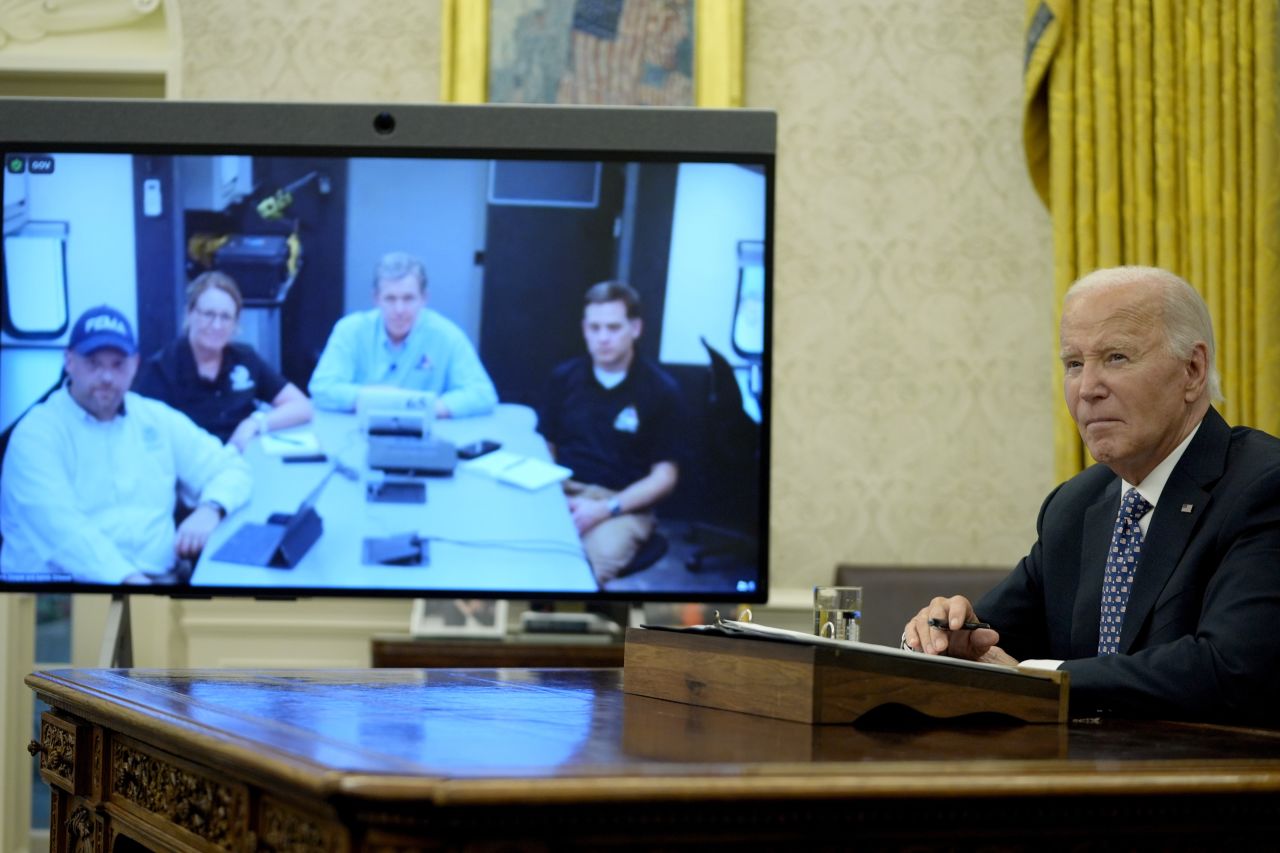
[977,407,1280,725]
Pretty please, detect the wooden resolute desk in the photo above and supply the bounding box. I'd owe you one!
[26,668,1280,851]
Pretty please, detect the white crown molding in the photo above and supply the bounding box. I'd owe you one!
[0,0,160,47]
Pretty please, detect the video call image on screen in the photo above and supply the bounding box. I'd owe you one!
[0,148,769,600]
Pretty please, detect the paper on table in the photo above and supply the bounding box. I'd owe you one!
[497,457,573,490]
[259,431,321,456]
[463,450,573,491]
[462,449,526,476]
[713,619,1027,674]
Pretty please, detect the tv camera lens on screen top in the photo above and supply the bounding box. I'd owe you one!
[0,98,773,605]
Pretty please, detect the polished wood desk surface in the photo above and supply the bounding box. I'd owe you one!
[29,667,1280,794]
[26,667,1280,849]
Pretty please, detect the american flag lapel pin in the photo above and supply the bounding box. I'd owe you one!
[1181,503,1193,513]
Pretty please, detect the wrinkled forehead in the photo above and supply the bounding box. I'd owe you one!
[1060,284,1162,346]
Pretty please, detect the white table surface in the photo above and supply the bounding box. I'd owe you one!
[191,404,597,594]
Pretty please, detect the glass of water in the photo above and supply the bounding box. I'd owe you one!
[813,586,862,642]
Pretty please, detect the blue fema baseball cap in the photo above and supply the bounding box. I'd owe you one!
[68,305,137,356]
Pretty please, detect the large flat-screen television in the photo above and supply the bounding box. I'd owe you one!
[0,98,773,603]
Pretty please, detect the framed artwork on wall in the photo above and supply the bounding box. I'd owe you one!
[441,0,743,107]
[411,598,510,638]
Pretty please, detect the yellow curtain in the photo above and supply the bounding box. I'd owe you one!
[440,0,743,107]
[1023,0,1280,482]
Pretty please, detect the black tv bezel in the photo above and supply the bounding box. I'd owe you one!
[0,97,776,604]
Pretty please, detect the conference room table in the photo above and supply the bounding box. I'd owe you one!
[25,666,1280,850]
[191,405,598,594]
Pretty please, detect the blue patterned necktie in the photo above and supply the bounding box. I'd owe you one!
[1097,487,1153,656]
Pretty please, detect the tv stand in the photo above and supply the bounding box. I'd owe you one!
[97,594,132,668]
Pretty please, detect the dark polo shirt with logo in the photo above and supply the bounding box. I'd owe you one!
[537,355,686,491]
[133,339,287,442]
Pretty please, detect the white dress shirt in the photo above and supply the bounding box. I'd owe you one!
[0,388,252,584]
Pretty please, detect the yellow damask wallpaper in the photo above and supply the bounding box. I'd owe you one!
[174,0,1055,597]
[180,0,441,101]
[748,1,1054,593]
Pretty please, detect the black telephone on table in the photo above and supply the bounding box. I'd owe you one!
[457,439,502,460]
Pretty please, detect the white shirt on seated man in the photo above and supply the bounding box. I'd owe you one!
[0,305,252,585]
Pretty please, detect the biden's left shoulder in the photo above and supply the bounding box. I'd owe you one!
[1225,422,1280,470]
[1216,425,1280,515]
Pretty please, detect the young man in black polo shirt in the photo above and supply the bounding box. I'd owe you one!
[537,281,685,585]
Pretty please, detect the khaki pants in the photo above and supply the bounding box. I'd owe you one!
[563,481,656,586]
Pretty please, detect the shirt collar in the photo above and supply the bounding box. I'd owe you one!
[1121,419,1202,509]
[378,310,425,350]
[593,364,628,389]
[59,385,128,422]
[180,337,221,384]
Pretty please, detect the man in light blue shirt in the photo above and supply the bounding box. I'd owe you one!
[309,252,498,417]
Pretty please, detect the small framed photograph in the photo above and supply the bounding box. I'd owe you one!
[410,598,508,638]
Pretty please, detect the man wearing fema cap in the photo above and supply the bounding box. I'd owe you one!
[0,305,251,584]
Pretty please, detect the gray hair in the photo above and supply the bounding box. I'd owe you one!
[1065,265,1222,402]
[373,251,428,292]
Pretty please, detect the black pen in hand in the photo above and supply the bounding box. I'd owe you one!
[927,617,993,631]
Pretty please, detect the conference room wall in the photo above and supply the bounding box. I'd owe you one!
[12,0,1052,674]
[345,157,490,341]
[0,154,139,431]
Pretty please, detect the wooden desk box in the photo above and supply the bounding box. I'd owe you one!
[622,627,1068,724]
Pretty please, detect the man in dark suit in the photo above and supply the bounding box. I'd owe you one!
[902,266,1280,725]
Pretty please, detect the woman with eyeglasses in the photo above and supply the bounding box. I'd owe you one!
[133,271,313,451]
